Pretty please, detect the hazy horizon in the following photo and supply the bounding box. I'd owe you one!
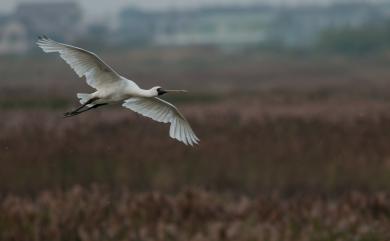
[0,0,386,21]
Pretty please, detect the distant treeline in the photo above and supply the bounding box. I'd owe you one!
[316,23,390,55]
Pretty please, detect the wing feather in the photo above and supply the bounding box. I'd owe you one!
[123,97,199,146]
[179,123,184,144]
[36,36,120,89]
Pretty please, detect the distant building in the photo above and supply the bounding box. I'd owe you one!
[15,2,83,41]
[0,2,84,54]
[0,20,29,55]
[118,8,160,46]
[119,6,274,48]
[268,2,390,47]
[118,2,390,49]
[154,6,273,47]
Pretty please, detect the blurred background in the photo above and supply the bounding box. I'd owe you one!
[2,0,390,240]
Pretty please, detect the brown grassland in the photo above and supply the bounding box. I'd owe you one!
[2,49,390,240]
[1,187,390,241]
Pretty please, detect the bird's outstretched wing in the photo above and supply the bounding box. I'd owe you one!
[36,36,120,89]
[123,97,199,146]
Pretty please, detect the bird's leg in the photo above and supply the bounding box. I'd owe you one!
[64,97,99,117]
[64,103,108,118]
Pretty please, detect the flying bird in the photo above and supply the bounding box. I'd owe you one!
[36,36,199,146]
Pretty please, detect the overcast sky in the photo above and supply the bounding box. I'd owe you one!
[0,0,385,20]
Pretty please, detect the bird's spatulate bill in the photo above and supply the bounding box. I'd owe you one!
[165,90,188,93]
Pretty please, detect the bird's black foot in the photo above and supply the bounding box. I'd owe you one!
[63,111,79,118]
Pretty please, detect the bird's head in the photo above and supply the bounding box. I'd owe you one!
[151,86,188,97]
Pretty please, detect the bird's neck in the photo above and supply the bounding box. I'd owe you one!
[136,88,157,98]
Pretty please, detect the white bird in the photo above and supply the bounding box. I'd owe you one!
[36,36,199,146]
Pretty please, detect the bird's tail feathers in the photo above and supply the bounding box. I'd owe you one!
[77,93,93,106]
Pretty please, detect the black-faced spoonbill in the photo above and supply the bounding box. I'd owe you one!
[37,36,199,146]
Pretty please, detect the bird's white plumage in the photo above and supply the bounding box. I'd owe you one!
[36,36,199,146]
[36,37,121,89]
[123,97,199,146]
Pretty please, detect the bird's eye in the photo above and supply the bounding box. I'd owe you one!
[157,88,167,96]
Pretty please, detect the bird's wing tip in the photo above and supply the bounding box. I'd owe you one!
[37,35,49,40]
[36,35,51,44]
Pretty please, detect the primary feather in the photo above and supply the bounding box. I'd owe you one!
[123,97,199,146]
[36,36,120,89]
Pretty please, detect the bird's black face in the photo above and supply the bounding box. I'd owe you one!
[157,88,167,96]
